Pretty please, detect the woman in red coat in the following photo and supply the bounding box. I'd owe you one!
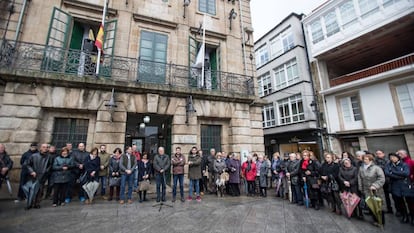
[242,155,257,196]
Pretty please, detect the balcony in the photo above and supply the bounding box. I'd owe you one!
[0,40,254,98]
[330,53,414,87]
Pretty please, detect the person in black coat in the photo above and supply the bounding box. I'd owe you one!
[17,143,38,201]
[339,158,363,218]
[385,153,412,224]
[82,148,100,204]
[375,150,393,213]
[320,153,341,214]
[137,152,152,202]
[300,151,321,210]
[286,153,303,205]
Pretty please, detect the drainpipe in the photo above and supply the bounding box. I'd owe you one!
[238,0,248,76]
[301,18,324,159]
[14,0,28,43]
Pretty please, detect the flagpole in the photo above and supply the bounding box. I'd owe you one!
[201,14,206,88]
[95,0,108,76]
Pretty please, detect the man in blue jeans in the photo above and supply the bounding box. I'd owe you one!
[171,147,185,202]
[153,147,171,202]
[119,146,136,204]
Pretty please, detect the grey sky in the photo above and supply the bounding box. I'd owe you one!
[250,0,326,41]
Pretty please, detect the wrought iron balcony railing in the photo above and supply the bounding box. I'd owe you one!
[0,40,254,96]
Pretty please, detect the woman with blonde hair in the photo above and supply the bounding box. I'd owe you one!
[358,153,386,227]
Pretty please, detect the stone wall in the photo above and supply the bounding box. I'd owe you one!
[0,82,264,181]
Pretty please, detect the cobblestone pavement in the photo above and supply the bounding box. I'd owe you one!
[0,192,413,233]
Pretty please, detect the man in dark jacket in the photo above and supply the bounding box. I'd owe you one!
[17,143,38,201]
[171,147,185,202]
[375,150,393,213]
[0,144,13,188]
[66,143,89,203]
[286,153,303,205]
[206,148,216,194]
[24,143,52,209]
[153,147,170,202]
[45,145,58,199]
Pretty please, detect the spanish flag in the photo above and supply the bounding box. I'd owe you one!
[95,24,104,51]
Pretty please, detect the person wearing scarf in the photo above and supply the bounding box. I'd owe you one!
[242,155,256,196]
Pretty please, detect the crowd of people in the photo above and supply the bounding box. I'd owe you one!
[1,142,413,228]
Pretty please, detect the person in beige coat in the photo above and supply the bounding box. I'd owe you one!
[358,153,386,227]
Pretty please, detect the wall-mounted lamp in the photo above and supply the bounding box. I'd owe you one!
[185,95,196,125]
[143,115,150,123]
[183,0,191,18]
[105,88,117,122]
[229,8,237,30]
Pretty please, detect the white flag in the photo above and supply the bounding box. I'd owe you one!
[193,43,205,68]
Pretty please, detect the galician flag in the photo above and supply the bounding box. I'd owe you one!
[95,24,104,51]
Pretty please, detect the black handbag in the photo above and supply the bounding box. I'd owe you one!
[79,172,88,184]
[330,180,339,192]
[109,176,120,187]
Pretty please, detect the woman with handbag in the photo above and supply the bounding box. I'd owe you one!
[320,153,340,214]
[108,148,122,201]
[300,150,321,210]
[358,153,386,227]
[137,152,152,203]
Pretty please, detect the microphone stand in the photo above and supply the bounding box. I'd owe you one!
[152,171,173,211]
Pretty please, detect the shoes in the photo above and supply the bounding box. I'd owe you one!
[119,200,125,204]
[108,197,113,201]
[85,199,90,205]
[172,197,176,202]
[187,196,193,201]
[196,196,201,202]
[34,205,41,209]
[79,197,86,202]
[181,197,185,202]
[65,198,71,203]
[156,197,160,203]
[60,203,65,206]
[127,199,133,204]
[315,205,320,210]
[200,192,204,196]
[335,209,341,215]
[52,204,57,207]
[102,196,108,200]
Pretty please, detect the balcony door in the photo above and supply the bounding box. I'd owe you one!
[43,7,117,77]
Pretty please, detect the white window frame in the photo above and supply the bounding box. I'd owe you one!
[262,103,276,128]
[324,11,340,37]
[311,20,324,44]
[277,94,305,125]
[358,0,379,18]
[258,73,272,97]
[338,95,364,130]
[340,1,357,28]
[395,83,414,124]
[270,37,283,58]
[274,59,299,90]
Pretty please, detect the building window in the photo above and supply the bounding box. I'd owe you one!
[311,20,324,44]
[258,73,272,97]
[201,125,221,156]
[52,118,89,151]
[324,11,340,37]
[199,0,216,15]
[138,30,168,84]
[270,37,282,58]
[262,103,276,128]
[340,95,362,123]
[274,59,299,90]
[277,94,305,125]
[269,28,294,58]
[340,1,357,28]
[255,45,269,67]
[358,0,379,18]
[396,83,414,124]
[383,0,401,7]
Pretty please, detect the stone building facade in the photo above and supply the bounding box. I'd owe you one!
[0,0,264,181]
